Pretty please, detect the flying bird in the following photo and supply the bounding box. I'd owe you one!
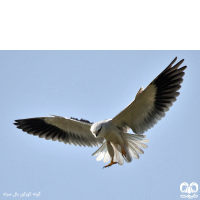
[14,57,187,168]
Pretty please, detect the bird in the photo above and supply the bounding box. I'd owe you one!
[14,57,187,168]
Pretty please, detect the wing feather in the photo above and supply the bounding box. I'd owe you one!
[14,115,104,147]
[112,57,187,134]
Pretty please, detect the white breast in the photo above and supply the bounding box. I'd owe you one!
[103,120,124,145]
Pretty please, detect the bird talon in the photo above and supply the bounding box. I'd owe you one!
[103,159,118,168]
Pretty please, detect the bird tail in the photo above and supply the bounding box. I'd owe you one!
[92,134,149,165]
[120,133,149,163]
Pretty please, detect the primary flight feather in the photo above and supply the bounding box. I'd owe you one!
[14,57,186,168]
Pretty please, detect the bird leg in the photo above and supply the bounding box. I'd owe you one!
[121,147,126,157]
[103,159,118,168]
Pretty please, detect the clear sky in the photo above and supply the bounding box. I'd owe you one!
[1,51,200,200]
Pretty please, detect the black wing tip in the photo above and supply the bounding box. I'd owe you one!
[173,57,184,62]
[13,118,45,128]
[14,117,44,121]
[14,119,23,126]
[176,58,184,65]
[151,57,187,116]
[14,119,21,123]
[170,58,184,68]
[181,65,187,70]
[169,57,185,69]
[170,57,178,65]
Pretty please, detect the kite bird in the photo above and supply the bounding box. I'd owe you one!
[14,57,187,168]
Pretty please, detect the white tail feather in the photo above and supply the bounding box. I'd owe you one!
[96,152,105,161]
[103,151,111,163]
[134,140,148,148]
[128,140,144,154]
[92,134,149,165]
[92,141,107,156]
[127,145,139,159]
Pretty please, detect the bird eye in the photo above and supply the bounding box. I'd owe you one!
[97,127,102,133]
[96,127,102,137]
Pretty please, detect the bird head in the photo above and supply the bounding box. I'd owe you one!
[90,121,104,138]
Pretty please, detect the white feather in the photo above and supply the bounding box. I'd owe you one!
[96,152,105,161]
[103,151,111,163]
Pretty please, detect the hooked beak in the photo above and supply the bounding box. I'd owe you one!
[92,127,102,138]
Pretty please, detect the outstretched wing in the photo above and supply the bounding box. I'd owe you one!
[14,115,104,147]
[112,57,187,134]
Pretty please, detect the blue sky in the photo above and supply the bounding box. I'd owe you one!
[1,51,200,200]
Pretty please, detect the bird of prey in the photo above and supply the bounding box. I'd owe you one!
[14,57,187,168]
